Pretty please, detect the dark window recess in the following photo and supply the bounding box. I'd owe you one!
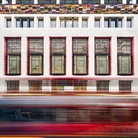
[16,0,34,4]
[38,0,56,4]
[7,81,19,91]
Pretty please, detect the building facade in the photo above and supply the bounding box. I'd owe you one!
[0,0,138,94]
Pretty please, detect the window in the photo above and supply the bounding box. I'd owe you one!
[82,18,88,28]
[6,38,21,75]
[104,0,122,4]
[60,0,78,4]
[28,38,43,75]
[38,0,56,4]
[117,38,132,75]
[7,81,19,91]
[60,17,78,28]
[127,0,132,4]
[97,81,109,91]
[73,38,88,75]
[50,18,56,28]
[95,18,100,28]
[6,18,12,28]
[16,17,34,28]
[29,81,42,91]
[38,18,44,28]
[95,38,110,75]
[127,18,132,28]
[82,0,100,4]
[52,80,69,91]
[6,0,12,4]
[104,17,122,28]
[73,80,87,90]
[16,0,34,4]
[50,38,66,75]
[119,81,131,92]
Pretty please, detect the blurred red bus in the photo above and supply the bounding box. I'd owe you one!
[0,96,138,137]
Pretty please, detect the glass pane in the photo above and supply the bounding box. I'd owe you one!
[30,55,43,74]
[117,38,131,54]
[111,19,116,28]
[38,0,56,4]
[16,0,34,4]
[73,38,87,54]
[127,19,132,28]
[23,19,27,28]
[51,38,65,54]
[30,19,34,28]
[16,19,20,28]
[74,19,78,28]
[29,81,42,91]
[7,38,21,54]
[104,19,108,28]
[95,38,110,54]
[74,55,87,74]
[38,19,44,28]
[66,18,72,28]
[118,56,131,74]
[60,19,64,28]
[96,55,109,74]
[82,19,88,28]
[7,81,19,90]
[8,56,20,74]
[7,19,12,28]
[97,81,109,91]
[74,80,87,90]
[29,38,43,54]
[119,81,131,91]
[51,55,64,74]
[118,19,122,28]
[50,19,56,28]
[95,19,100,28]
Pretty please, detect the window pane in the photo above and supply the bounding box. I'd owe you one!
[7,81,19,91]
[73,38,87,54]
[119,81,131,91]
[118,19,122,28]
[6,19,12,28]
[111,19,116,28]
[51,38,65,54]
[51,55,64,74]
[50,19,56,28]
[7,56,20,74]
[29,81,42,91]
[104,19,108,28]
[66,18,72,28]
[127,19,132,28]
[96,55,109,74]
[74,19,78,28]
[16,19,20,28]
[118,56,131,74]
[38,0,56,4]
[97,81,109,91]
[60,0,78,4]
[30,19,34,28]
[82,0,100,4]
[38,19,44,28]
[74,55,87,74]
[23,19,27,28]
[60,19,64,28]
[29,38,43,54]
[82,19,88,28]
[74,80,87,90]
[95,19,100,28]
[16,0,34,4]
[30,55,43,74]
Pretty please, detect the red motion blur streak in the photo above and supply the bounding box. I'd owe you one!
[0,122,138,136]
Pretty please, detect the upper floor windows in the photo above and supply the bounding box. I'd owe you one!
[6,18,12,28]
[16,0,34,4]
[60,0,78,4]
[60,17,78,28]
[117,38,133,75]
[28,38,43,75]
[104,0,122,4]
[95,18,100,28]
[38,18,44,28]
[82,18,88,28]
[95,38,110,75]
[6,38,21,75]
[104,17,122,28]
[38,0,56,4]
[127,18,132,28]
[50,38,66,75]
[50,18,56,28]
[82,0,100,4]
[16,17,34,28]
[72,38,88,75]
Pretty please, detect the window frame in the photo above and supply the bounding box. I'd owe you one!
[117,38,133,75]
[72,37,88,75]
[50,37,66,75]
[95,38,110,75]
[28,38,43,75]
